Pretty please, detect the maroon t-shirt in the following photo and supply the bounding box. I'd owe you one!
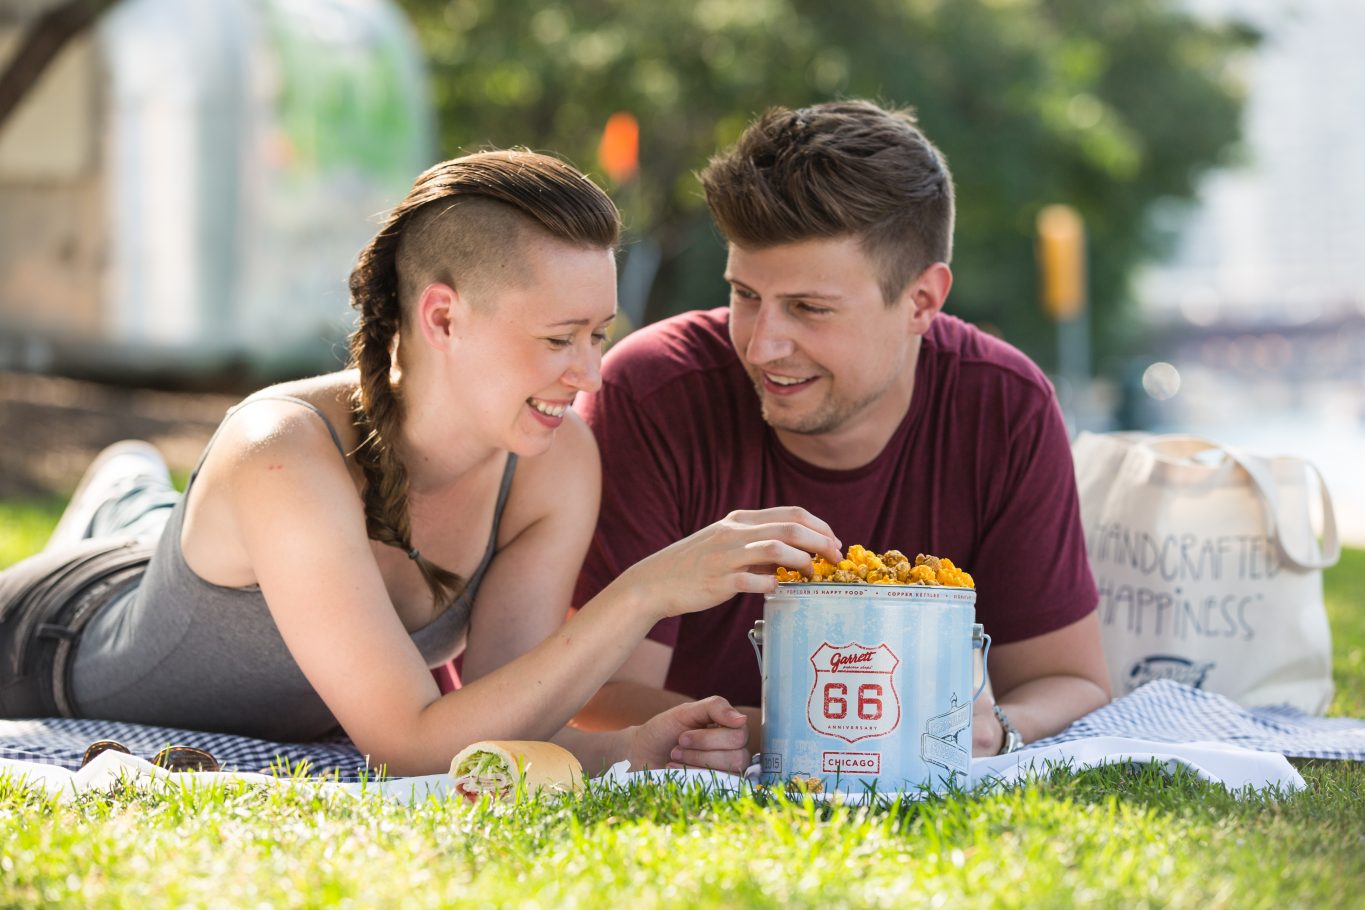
[573,307,1096,708]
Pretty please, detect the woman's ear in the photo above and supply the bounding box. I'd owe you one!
[900,262,953,335]
[414,282,470,350]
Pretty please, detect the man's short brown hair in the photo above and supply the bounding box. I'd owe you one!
[700,100,954,303]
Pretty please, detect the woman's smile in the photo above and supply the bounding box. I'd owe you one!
[527,396,572,428]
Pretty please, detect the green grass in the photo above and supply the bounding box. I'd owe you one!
[1,762,1362,909]
[0,496,65,569]
[3,500,1364,907]
[1326,547,1365,717]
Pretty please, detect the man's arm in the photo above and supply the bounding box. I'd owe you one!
[971,611,1111,755]
[572,637,764,755]
[955,352,1112,754]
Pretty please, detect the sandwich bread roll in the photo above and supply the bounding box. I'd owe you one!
[449,740,584,802]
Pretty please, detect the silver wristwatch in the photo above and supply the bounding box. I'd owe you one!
[993,704,1024,754]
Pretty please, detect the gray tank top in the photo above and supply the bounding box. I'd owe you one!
[70,396,518,741]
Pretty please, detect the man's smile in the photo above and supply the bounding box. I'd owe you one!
[760,371,820,395]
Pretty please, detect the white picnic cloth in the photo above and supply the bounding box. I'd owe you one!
[0,734,1304,804]
[970,736,1305,795]
[626,735,1308,802]
[1,680,1359,801]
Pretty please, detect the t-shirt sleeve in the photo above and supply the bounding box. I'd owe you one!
[572,370,686,648]
[972,387,1098,644]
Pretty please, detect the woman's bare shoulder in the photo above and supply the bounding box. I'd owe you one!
[182,373,366,586]
[196,372,363,493]
[233,370,361,452]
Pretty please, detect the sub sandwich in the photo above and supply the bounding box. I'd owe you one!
[449,740,583,803]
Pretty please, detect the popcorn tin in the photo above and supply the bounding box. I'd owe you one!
[749,584,990,796]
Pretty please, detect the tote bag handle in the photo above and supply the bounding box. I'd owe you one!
[1138,435,1340,571]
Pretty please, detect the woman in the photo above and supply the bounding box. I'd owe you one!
[0,150,841,776]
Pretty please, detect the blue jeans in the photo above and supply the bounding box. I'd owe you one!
[82,474,180,543]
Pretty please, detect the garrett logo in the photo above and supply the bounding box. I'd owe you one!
[830,650,876,672]
[807,642,901,744]
[1126,655,1214,693]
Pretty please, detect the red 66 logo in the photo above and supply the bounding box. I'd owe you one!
[806,642,902,743]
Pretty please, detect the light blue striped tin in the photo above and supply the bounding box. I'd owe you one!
[750,584,990,796]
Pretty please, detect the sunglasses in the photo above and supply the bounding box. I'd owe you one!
[81,739,221,773]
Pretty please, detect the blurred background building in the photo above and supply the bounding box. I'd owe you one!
[0,0,431,380]
[1134,0,1365,544]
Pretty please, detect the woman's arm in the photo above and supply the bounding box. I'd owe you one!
[229,416,659,774]
[225,409,840,776]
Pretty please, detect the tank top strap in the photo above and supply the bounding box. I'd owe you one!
[407,451,519,664]
[464,452,519,592]
[189,394,350,485]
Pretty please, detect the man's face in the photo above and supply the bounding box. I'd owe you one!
[726,237,923,441]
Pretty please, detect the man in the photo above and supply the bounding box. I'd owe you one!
[572,100,1110,757]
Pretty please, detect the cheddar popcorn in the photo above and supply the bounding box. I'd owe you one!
[776,548,975,588]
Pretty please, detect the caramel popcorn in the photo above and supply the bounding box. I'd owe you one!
[785,774,825,797]
[776,547,974,588]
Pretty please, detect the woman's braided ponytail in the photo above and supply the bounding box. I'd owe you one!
[348,215,465,606]
[346,150,619,609]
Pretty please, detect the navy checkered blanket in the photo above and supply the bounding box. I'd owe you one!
[0,717,370,780]
[1,680,1361,782]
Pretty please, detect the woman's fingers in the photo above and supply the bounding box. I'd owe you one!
[663,698,751,773]
[667,747,750,775]
[725,508,842,562]
[729,506,840,544]
[730,571,780,595]
[740,539,822,573]
[669,695,747,730]
[641,504,844,617]
[677,721,748,751]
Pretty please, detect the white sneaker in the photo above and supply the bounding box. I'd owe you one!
[46,440,171,550]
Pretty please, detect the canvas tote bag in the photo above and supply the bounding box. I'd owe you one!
[1071,432,1340,713]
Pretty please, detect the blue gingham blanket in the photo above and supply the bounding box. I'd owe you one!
[0,680,1361,783]
[1030,679,1365,761]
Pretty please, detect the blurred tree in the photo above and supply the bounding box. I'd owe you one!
[0,1,120,129]
[395,0,1256,372]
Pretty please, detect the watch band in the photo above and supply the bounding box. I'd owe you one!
[993,703,1024,754]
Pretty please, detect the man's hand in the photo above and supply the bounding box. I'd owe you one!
[625,695,750,774]
[972,697,1005,756]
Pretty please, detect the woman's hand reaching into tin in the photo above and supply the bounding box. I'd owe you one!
[616,506,843,620]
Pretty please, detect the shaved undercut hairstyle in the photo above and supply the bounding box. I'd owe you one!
[700,100,955,303]
[347,150,620,607]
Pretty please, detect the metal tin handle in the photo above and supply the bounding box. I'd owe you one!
[747,620,764,673]
[748,621,767,739]
[972,623,991,702]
